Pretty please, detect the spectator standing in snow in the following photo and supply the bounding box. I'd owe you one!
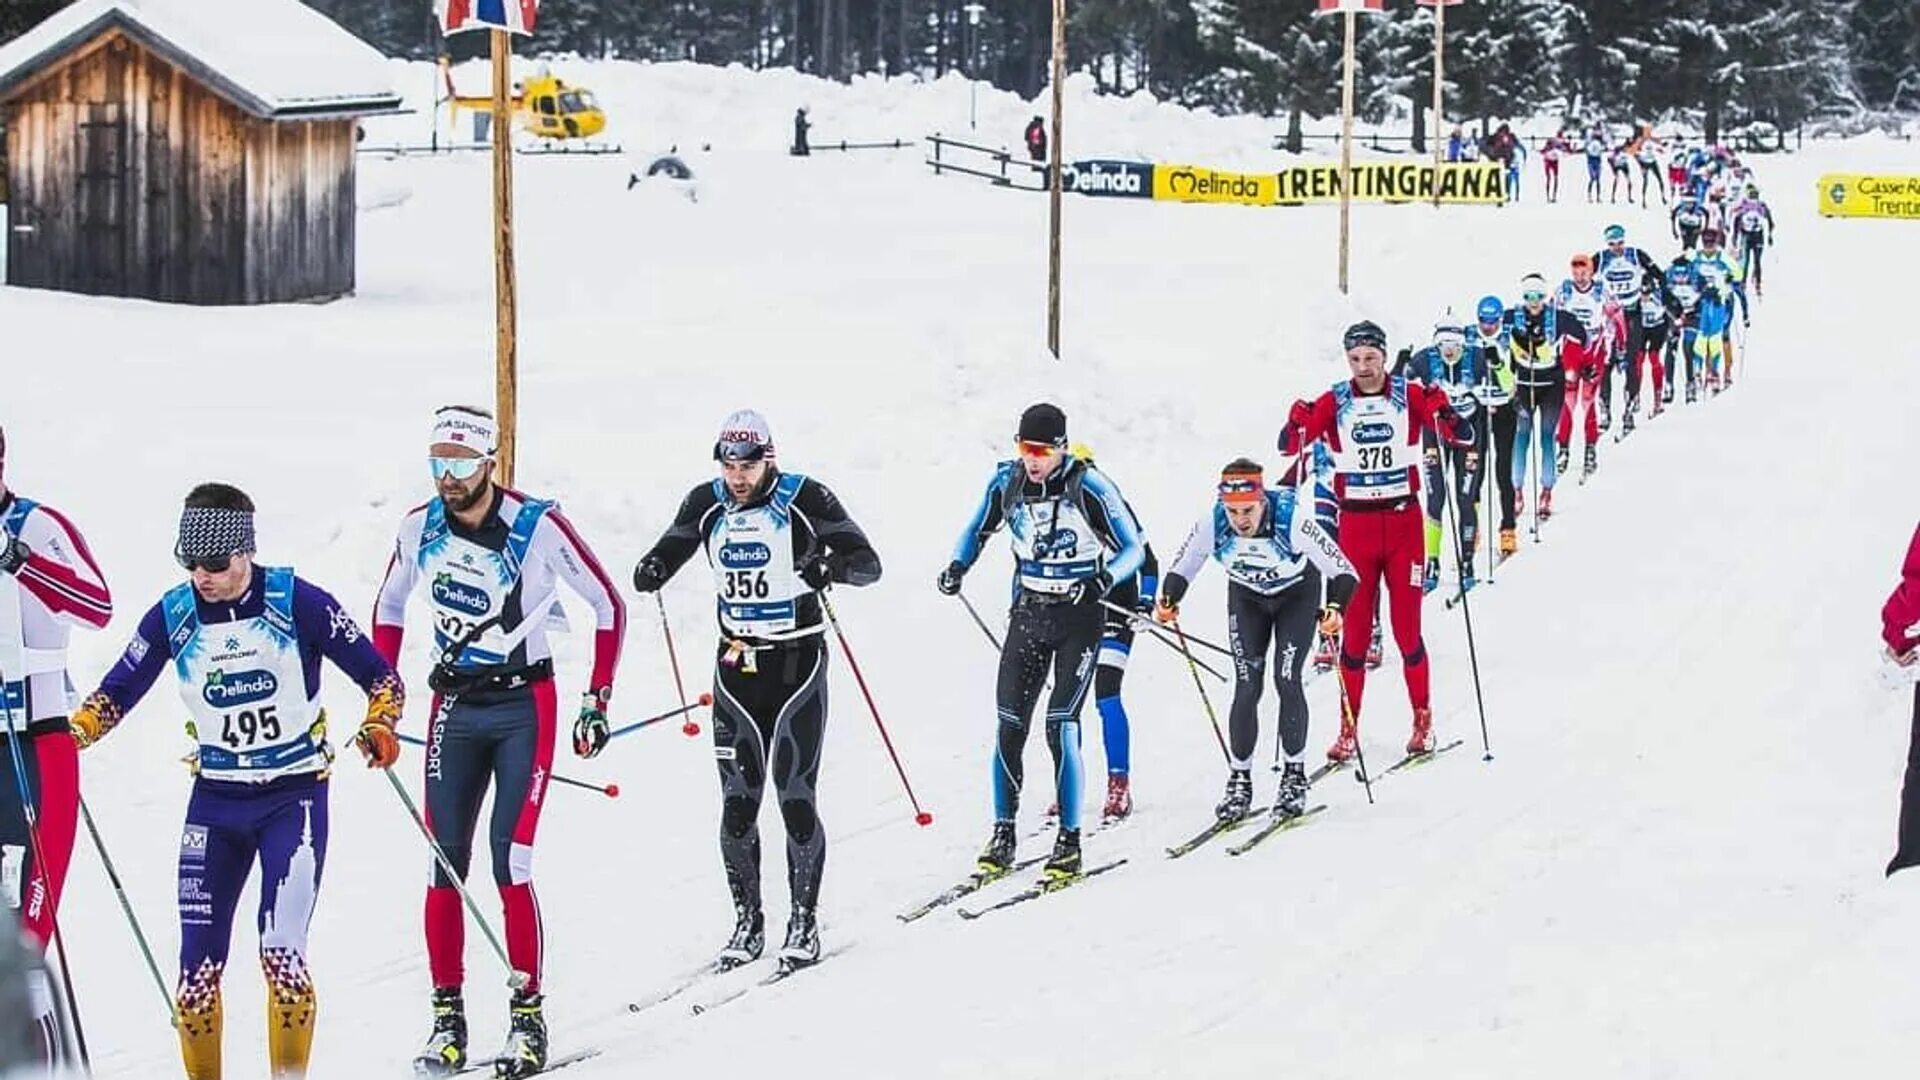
[1883,519,1920,876]
[792,107,811,156]
[1024,116,1047,163]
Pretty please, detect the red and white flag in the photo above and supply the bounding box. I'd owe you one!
[439,0,540,35]
[1316,0,1385,11]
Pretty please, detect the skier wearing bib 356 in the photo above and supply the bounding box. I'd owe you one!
[631,409,881,976]
[1280,322,1474,760]
[939,404,1145,882]
[1155,460,1356,822]
[70,483,403,1080]
[374,407,627,1079]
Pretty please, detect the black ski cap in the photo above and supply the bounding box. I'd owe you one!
[1343,320,1388,353]
[1016,403,1068,447]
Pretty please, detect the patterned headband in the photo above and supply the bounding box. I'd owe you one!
[177,507,256,560]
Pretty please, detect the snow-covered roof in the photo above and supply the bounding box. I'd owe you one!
[0,0,402,119]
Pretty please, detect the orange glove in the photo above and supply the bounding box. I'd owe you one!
[355,719,399,769]
[1154,598,1179,626]
[68,704,104,750]
[1318,605,1344,639]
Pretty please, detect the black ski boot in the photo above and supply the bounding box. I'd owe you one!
[716,905,764,972]
[1597,397,1611,433]
[1274,761,1310,819]
[977,819,1017,875]
[495,990,548,1079]
[1044,828,1082,881]
[1582,443,1598,480]
[775,908,821,975]
[1554,445,1571,478]
[413,988,467,1077]
[1215,768,1254,823]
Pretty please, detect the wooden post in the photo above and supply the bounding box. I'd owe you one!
[490,29,519,486]
[1045,0,1065,358]
[1338,7,1355,295]
[1432,0,1445,171]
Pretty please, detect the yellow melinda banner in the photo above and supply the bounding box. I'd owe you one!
[1152,165,1277,206]
[1817,174,1920,219]
[1273,161,1506,204]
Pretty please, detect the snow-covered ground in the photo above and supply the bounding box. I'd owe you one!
[5,58,1920,1079]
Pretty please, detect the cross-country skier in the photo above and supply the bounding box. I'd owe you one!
[69,482,402,1080]
[1667,143,1690,200]
[1467,297,1520,560]
[1155,459,1356,822]
[1687,229,1748,394]
[1730,183,1775,297]
[1507,274,1590,524]
[374,406,627,1078]
[1607,142,1635,204]
[1582,130,1606,202]
[1296,443,1383,676]
[1631,272,1674,421]
[1066,444,1155,825]
[1881,520,1920,875]
[939,403,1145,881]
[1664,255,1707,404]
[1672,189,1710,251]
[631,409,880,974]
[1555,253,1623,480]
[0,426,111,1067]
[1634,131,1667,204]
[1594,224,1667,435]
[1280,322,1474,759]
[1540,131,1571,203]
[1395,313,1486,594]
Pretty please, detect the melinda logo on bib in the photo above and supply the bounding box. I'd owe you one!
[204,669,278,709]
[719,543,774,569]
[432,573,493,617]
[1352,421,1395,445]
[1033,529,1081,559]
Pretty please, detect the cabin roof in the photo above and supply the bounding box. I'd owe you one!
[0,0,403,119]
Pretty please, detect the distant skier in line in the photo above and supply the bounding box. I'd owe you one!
[1466,296,1520,560]
[1593,224,1666,435]
[1540,131,1571,203]
[1687,229,1748,394]
[1507,274,1590,524]
[1607,142,1635,204]
[1672,189,1710,251]
[633,409,881,976]
[1554,253,1622,482]
[1156,459,1356,822]
[70,482,403,1080]
[1631,272,1674,420]
[1730,183,1775,298]
[1066,443,1154,825]
[1664,255,1707,404]
[1582,130,1606,202]
[1634,131,1667,205]
[1881,519,1920,876]
[940,404,1145,882]
[1395,313,1487,594]
[1280,322,1474,760]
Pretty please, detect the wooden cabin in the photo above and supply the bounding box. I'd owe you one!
[0,0,401,304]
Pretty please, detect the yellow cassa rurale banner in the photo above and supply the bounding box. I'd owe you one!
[1817,174,1920,219]
[1273,161,1507,205]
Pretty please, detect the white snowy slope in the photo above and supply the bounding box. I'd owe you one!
[3,61,1919,1079]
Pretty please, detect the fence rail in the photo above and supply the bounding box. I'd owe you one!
[925,133,1047,190]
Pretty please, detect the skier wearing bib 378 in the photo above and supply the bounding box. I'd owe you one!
[374,406,628,1079]
[1155,460,1356,822]
[939,403,1145,882]
[632,409,881,976]
[69,482,403,1080]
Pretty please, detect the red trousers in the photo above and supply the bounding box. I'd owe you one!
[1556,340,1603,450]
[1337,503,1431,723]
[1,731,78,950]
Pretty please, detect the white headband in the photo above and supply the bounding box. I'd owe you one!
[431,408,497,455]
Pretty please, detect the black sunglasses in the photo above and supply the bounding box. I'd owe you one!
[177,552,236,573]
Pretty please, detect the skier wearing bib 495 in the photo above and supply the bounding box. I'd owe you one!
[1280,322,1474,760]
[70,483,403,1080]
[0,426,113,1069]
[1155,460,1356,822]
[939,403,1145,882]
[1394,313,1486,594]
[632,409,881,976]
[1594,224,1667,435]
[374,407,628,1079]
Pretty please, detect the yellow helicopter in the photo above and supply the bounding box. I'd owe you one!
[439,57,609,143]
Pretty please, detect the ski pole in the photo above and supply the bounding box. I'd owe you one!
[820,590,934,827]
[1336,657,1375,805]
[1095,600,1229,683]
[1439,454,1496,762]
[1169,616,1230,762]
[0,671,90,1069]
[607,694,714,742]
[77,795,178,1027]
[1098,600,1234,662]
[954,592,1002,652]
[380,736,529,989]
[654,594,703,737]
[393,733,623,797]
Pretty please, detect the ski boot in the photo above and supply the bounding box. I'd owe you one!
[1621,406,1636,437]
[1326,718,1359,764]
[496,990,548,1079]
[1661,383,1675,406]
[716,905,765,972]
[1554,445,1570,479]
[413,988,468,1077]
[1102,773,1132,823]
[1597,398,1611,433]
[1685,380,1699,404]
[1274,761,1309,819]
[1044,828,1083,881]
[1582,444,1598,481]
[1365,624,1383,670]
[775,908,821,975]
[977,819,1017,876]
[1513,490,1524,518]
[1214,768,1254,823]
[1539,488,1554,521]
[1407,707,1436,755]
[1422,556,1442,596]
[1498,529,1518,559]
[1312,633,1336,674]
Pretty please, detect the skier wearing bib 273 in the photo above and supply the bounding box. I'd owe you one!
[631,410,881,976]
[373,407,627,1079]
[1156,460,1356,823]
[1394,313,1486,594]
[1281,322,1474,760]
[1593,224,1667,434]
[70,483,403,1080]
[0,425,112,1069]
[939,404,1145,882]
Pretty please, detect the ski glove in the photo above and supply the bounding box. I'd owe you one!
[0,537,27,576]
[355,719,400,769]
[936,561,966,596]
[632,555,669,594]
[1318,604,1345,639]
[800,552,838,591]
[68,704,104,750]
[574,689,611,759]
[1066,571,1113,606]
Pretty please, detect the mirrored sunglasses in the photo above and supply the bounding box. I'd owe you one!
[430,456,489,481]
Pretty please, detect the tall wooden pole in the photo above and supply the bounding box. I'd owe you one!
[1338,7,1355,295]
[1432,0,1445,168]
[1045,0,1065,358]
[490,29,520,486]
